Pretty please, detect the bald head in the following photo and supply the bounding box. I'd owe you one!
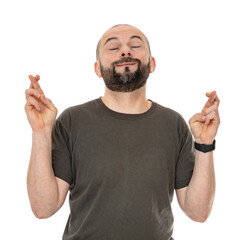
[96,24,151,61]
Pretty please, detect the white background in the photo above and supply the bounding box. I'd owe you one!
[0,0,247,239]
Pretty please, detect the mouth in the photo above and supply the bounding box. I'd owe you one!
[116,62,136,67]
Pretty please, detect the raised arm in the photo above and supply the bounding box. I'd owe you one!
[25,75,69,219]
[176,91,220,222]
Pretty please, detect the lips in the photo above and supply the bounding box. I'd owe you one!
[116,62,136,67]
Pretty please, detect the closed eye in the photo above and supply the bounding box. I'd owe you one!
[132,46,141,48]
[109,48,118,50]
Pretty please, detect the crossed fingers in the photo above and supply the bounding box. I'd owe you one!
[28,75,43,93]
[26,75,43,99]
[201,91,220,125]
[203,91,220,109]
[25,75,50,111]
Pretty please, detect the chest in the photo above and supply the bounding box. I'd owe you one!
[70,120,179,196]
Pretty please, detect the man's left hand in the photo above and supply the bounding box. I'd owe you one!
[189,91,220,145]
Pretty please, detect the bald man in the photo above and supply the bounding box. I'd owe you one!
[25,24,220,240]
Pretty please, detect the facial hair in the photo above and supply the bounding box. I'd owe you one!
[99,57,150,92]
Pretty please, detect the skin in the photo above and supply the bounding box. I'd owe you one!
[177,91,220,222]
[25,75,69,218]
[25,24,220,222]
[94,24,156,114]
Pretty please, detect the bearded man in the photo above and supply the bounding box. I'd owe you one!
[25,24,220,240]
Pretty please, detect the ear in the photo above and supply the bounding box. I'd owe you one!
[149,56,156,73]
[94,61,102,78]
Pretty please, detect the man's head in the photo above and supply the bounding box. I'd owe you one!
[95,24,156,92]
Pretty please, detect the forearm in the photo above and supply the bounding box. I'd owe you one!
[27,128,59,218]
[184,150,216,222]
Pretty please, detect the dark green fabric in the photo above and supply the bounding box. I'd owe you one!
[52,97,195,240]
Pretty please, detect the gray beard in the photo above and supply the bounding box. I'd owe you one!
[100,57,150,92]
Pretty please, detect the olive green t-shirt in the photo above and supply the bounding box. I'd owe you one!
[52,97,195,240]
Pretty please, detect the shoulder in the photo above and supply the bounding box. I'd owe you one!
[55,98,100,128]
[153,101,190,136]
[59,98,99,118]
[154,101,185,123]
[154,101,193,146]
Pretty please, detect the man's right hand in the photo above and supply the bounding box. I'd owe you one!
[25,75,58,132]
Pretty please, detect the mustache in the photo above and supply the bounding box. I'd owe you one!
[112,57,141,67]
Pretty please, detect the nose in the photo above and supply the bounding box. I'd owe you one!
[121,52,131,57]
[120,46,132,58]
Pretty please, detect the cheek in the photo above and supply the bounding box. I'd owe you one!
[101,55,117,67]
[133,52,149,62]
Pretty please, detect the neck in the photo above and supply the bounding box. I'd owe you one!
[101,85,152,114]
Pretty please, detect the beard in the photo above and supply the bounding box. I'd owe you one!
[99,57,150,92]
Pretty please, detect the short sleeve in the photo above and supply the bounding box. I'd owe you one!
[52,110,73,185]
[175,116,195,189]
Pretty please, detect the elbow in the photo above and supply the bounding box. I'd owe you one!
[28,196,60,219]
[188,210,211,223]
[34,213,49,219]
[183,199,214,223]
[193,214,209,223]
[32,209,52,219]
[31,205,55,219]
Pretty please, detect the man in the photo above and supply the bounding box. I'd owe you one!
[25,24,220,240]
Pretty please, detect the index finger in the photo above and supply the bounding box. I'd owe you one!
[201,91,220,113]
[28,75,43,94]
[203,91,217,108]
[207,91,220,107]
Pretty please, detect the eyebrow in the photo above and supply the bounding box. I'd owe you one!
[104,35,144,46]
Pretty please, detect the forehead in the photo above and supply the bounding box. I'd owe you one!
[100,25,146,46]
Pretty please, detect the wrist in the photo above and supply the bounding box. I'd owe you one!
[194,139,216,153]
[32,127,52,137]
[194,138,214,145]
[31,127,52,154]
